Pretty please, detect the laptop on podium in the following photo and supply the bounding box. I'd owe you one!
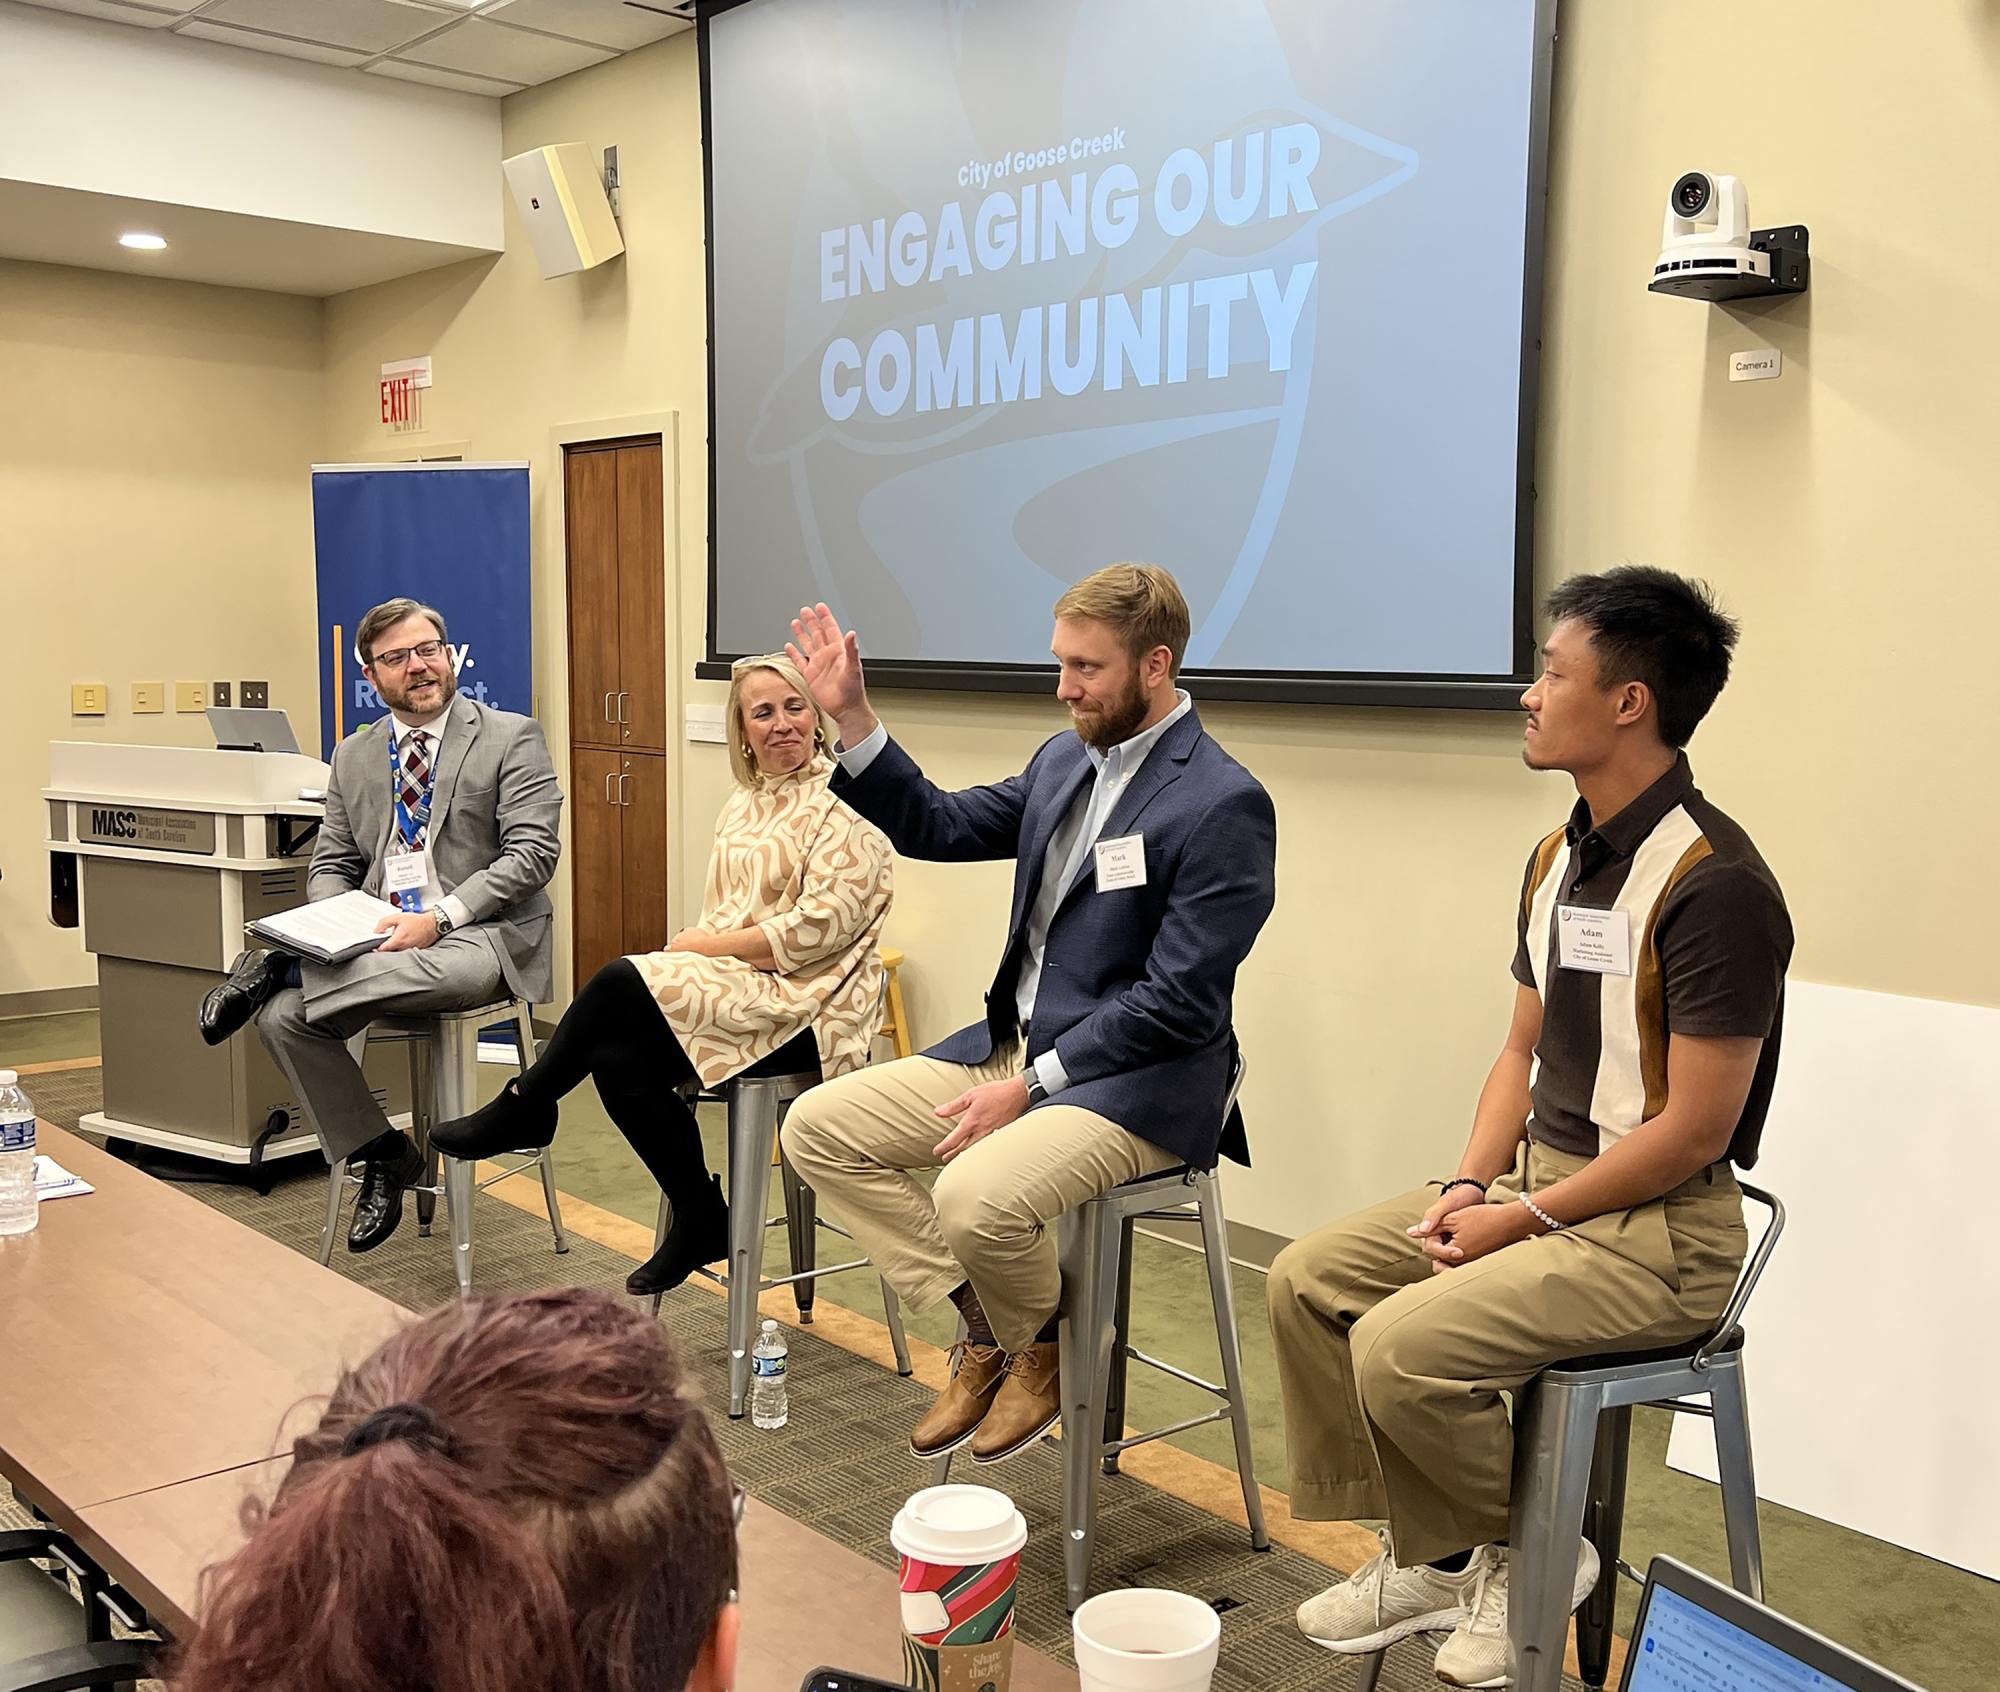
[1621,1557,1925,1692]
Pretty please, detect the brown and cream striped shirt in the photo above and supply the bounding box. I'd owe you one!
[1510,754,1792,1167]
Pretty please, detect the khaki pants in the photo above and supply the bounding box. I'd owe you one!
[1266,1142,1747,1567]
[780,1042,1178,1353]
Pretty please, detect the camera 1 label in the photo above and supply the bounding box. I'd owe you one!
[1729,347,1782,382]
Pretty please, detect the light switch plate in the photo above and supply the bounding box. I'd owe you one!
[132,681,165,713]
[71,683,107,716]
[212,681,232,708]
[175,681,207,712]
[240,681,270,710]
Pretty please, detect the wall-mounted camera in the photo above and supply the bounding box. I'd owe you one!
[1649,171,1809,302]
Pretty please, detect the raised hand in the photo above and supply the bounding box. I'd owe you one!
[786,603,876,745]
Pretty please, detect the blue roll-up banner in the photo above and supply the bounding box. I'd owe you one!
[310,463,533,760]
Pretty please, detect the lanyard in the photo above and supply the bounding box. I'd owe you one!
[389,726,438,850]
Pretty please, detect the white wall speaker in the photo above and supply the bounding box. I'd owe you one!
[502,143,625,279]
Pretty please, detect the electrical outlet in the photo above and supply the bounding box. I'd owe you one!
[131,682,165,713]
[212,681,232,708]
[175,681,207,712]
[71,683,108,716]
[240,681,270,710]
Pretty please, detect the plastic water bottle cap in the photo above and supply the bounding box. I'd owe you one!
[760,1318,777,1334]
[0,1071,15,1087]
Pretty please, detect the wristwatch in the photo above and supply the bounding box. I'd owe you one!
[432,906,455,937]
[1021,1067,1049,1107]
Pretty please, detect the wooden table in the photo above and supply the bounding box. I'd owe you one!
[0,1124,405,1516]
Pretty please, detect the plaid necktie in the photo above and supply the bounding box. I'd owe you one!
[399,730,431,849]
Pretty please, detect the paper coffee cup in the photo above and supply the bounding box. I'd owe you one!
[891,1485,1029,1692]
[1072,1588,1222,1692]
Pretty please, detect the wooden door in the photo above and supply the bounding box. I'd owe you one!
[620,753,669,956]
[565,447,622,752]
[616,443,667,751]
[570,747,625,985]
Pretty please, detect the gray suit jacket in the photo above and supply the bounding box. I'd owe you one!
[309,696,563,1004]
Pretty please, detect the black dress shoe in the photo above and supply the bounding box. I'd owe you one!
[346,1137,428,1254]
[627,1175,731,1297]
[198,949,287,1046]
[429,1080,558,1159]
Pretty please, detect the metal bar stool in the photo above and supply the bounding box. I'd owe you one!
[1352,1181,1785,1692]
[648,1065,913,1418]
[935,1055,1270,1612]
[318,997,568,1296]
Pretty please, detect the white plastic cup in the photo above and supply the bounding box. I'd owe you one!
[1071,1588,1222,1692]
[890,1485,1029,1692]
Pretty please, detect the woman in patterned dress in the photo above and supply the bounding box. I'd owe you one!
[431,656,893,1295]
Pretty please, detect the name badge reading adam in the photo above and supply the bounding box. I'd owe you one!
[1556,905,1632,977]
[1093,833,1146,892]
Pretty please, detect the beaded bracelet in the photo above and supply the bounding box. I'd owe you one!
[1436,1176,1489,1198]
[1518,1193,1565,1233]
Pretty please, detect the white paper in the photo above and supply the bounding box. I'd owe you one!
[1093,832,1147,892]
[32,1156,94,1201]
[251,889,401,960]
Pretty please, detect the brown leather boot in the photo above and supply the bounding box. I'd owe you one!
[910,1341,1007,1458]
[970,1341,1061,1464]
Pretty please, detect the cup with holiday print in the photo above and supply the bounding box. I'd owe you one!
[890,1484,1029,1692]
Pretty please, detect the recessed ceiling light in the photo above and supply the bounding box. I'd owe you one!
[119,232,168,251]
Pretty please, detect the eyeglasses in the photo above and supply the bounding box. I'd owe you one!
[369,640,446,671]
[730,653,790,671]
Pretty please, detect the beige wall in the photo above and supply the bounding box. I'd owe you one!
[0,261,324,1002]
[18,3,1998,1236]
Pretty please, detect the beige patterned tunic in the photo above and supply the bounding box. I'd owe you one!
[629,757,893,1086]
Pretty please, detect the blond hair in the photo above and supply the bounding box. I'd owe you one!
[725,654,833,787]
[1052,563,1191,679]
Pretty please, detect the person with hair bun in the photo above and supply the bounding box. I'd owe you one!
[432,653,893,1296]
[170,1287,741,1692]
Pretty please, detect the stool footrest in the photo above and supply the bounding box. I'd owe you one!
[471,1156,547,1194]
[1126,1346,1225,1398]
[1103,1407,1232,1456]
[694,1257,871,1294]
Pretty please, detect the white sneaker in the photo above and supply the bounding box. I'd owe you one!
[1433,1538,1602,1689]
[1295,1528,1482,1653]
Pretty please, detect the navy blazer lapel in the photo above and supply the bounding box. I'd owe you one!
[1057,708,1202,906]
[421,697,481,843]
[1010,741,1093,930]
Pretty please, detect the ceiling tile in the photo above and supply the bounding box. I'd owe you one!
[13,0,186,25]
[177,18,371,64]
[477,0,688,52]
[398,15,614,83]
[198,0,455,56]
[367,57,524,97]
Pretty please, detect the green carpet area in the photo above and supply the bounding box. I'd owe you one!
[5,1010,1988,1689]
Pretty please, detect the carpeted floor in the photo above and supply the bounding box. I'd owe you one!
[28,1063,1584,1690]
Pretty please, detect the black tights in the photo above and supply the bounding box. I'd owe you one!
[520,958,814,1213]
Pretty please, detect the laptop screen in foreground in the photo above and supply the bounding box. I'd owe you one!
[1626,1583,1860,1692]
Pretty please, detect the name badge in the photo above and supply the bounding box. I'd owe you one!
[1093,832,1146,892]
[383,848,433,913]
[1556,905,1632,976]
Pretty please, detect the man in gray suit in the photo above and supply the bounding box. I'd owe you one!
[197,598,562,1250]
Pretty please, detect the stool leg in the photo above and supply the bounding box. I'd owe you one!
[1195,1172,1270,1552]
[1508,1377,1603,1692]
[318,1161,343,1266]
[1354,1649,1387,1692]
[416,1138,439,1237]
[410,1038,436,1235]
[1101,1216,1134,1476]
[1576,1405,1631,1688]
[727,1083,779,1419]
[881,1280,914,1377]
[1708,1355,1765,1602]
[538,1146,569,1254]
[886,965,913,1060]
[443,1156,475,1298]
[649,1191,672,1318]
[1059,1203,1124,1613]
[780,1148,818,1324]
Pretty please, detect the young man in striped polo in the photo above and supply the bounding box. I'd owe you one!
[1267,566,1793,1688]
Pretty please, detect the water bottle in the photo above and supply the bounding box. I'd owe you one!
[750,1317,789,1429]
[0,1071,37,1238]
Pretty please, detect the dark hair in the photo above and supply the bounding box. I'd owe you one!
[1543,565,1740,748]
[171,1289,737,1692]
[355,598,447,666]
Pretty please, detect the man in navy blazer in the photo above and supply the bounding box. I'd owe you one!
[781,564,1276,1465]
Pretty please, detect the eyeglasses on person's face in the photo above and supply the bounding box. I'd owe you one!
[369,639,447,672]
